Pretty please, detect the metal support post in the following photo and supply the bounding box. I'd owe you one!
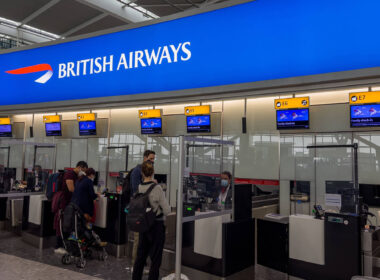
[175,136,185,280]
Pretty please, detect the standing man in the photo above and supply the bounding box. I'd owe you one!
[130,150,156,267]
[54,161,88,254]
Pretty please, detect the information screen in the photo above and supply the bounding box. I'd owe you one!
[187,115,211,133]
[79,121,97,136]
[350,104,380,127]
[140,118,162,135]
[0,124,12,137]
[276,109,309,129]
[45,122,62,136]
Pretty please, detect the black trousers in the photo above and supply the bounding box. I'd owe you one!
[132,220,166,280]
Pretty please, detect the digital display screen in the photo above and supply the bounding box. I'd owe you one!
[140,118,162,135]
[350,104,380,127]
[187,115,211,133]
[79,121,97,136]
[276,109,309,129]
[0,124,12,137]
[45,122,62,136]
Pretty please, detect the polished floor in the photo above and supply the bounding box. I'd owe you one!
[0,231,287,280]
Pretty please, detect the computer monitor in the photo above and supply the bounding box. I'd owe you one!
[276,108,309,129]
[140,118,162,135]
[45,122,62,136]
[187,115,211,133]
[0,124,12,137]
[79,121,96,136]
[350,104,380,127]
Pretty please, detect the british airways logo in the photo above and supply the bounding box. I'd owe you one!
[4,41,192,84]
[5,63,53,84]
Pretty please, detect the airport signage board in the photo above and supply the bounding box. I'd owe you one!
[0,118,11,125]
[77,113,96,121]
[349,92,380,105]
[2,0,380,107]
[275,97,309,110]
[139,109,162,119]
[184,105,211,116]
[43,115,61,123]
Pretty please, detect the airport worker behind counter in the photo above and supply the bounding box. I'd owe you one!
[132,161,171,280]
[216,171,233,208]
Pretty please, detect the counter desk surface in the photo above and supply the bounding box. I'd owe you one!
[0,192,45,198]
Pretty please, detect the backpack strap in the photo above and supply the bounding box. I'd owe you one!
[145,183,158,195]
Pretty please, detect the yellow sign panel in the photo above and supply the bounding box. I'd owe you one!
[0,118,11,125]
[184,105,211,116]
[349,91,380,104]
[138,109,162,119]
[275,97,309,110]
[43,115,60,123]
[77,113,96,121]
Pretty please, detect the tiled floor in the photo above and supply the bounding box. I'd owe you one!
[0,231,286,280]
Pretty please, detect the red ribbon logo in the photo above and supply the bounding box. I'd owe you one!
[6,63,53,84]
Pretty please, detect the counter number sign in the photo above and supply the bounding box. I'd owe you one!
[274,97,309,109]
[350,91,380,104]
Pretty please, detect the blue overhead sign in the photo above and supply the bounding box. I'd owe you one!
[2,0,380,106]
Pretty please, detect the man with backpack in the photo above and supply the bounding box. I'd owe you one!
[53,161,88,254]
[129,150,156,268]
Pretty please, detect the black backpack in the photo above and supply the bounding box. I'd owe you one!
[126,184,157,233]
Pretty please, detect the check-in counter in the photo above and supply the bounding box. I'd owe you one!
[21,193,55,249]
[257,214,289,274]
[93,192,127,258]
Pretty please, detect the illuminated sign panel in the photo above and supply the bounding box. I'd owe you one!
[2,1,380,106]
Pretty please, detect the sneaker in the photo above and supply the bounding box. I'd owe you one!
[54,247,68,255]
[68,233,78,242]
[143,268,150,275]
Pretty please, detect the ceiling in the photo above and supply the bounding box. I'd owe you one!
[0,0,229,46]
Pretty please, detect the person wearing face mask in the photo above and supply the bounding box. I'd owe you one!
[54,161,88,255]
[217,171,233,208]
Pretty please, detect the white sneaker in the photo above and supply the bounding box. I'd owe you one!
[54,247,68,255]
[143,268,150,275]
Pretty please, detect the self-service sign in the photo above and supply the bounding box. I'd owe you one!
[275,97,309,110]
[77,113,96,121]
[0,118,11,125]
[184,105,211,116]
[138,109,162,119]
[350,91,380,104]
[43,115,60,123]
[3,0,380,107]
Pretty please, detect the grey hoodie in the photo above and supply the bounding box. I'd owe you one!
[138,182,171,218]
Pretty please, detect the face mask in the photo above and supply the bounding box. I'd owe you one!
[89,177,94,182]
[79,171,86,176]
[221,179,229,188]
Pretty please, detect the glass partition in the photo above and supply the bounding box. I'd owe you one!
[183,137,235,215]
[280,133,358,216]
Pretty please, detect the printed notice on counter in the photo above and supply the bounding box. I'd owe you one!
[325,194,342,207]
